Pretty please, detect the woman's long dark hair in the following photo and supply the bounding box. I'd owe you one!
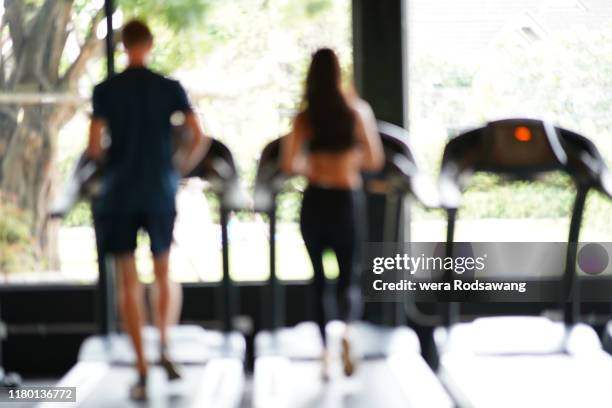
[303,48,356,152]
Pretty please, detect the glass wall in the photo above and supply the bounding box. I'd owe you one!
[115,0,352,283]
[407,0,612,242]
[0,0,352,284]
[0,0,106,283]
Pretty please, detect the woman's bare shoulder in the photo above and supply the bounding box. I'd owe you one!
[349,99,377,132]
[292,111,311,135]
[352,98,375,119]
[291,111,306,128]
[294,110,308,122]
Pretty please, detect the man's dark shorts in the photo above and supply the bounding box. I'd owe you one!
[94,211,176,256]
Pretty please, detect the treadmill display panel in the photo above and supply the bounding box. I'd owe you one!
[481,122,559,170]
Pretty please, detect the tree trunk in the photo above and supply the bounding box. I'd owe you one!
[1,0,99,272]
[0,105,62,270]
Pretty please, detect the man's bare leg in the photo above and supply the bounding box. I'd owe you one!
[116,254,148,400]
[152,251,181,380]
[150,280,183,327]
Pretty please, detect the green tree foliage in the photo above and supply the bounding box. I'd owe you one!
[116,0,214,73]
[0,192,40,273]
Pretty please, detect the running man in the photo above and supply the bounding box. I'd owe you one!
[87,19,208,400]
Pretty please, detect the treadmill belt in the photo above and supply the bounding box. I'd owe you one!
[255,353,452,408]
[254,322,453,408]
[441,352,612,408]
[80,365,205,408]
[39,358,243,408]
[256,359,407,408]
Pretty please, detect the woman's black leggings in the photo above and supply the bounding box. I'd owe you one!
[300,185,366,345]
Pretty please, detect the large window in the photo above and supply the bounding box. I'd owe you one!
[116,0,352,283]
[0,0,352,284]
[0,1,106,283]
[408,0,612,242]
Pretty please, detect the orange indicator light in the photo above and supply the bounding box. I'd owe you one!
[514,126,532,142]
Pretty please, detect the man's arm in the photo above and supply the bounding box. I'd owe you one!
[172,81,210,176]
[179,111,210,176]
[87,117,106,162]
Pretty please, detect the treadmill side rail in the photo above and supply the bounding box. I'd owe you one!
[253,356,293,408]
[191,358,245,408]
[387,352,454,408]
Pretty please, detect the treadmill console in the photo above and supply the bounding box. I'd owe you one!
[480,121,559,171]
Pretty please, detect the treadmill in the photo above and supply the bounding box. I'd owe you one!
[435,118,612,407]
[43,138,247,407]
[252,121,452,408]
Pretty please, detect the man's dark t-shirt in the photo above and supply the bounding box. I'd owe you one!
[92,67,191,214]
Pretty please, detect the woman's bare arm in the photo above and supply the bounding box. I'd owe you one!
[281,113,309,175]
[354,101,385,171]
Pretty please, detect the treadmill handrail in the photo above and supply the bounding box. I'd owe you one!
[376,121,440,208]
[252,121,440,212]
[49,137,247,216]
[253,137,288,213]
[558,128,612,199]
[49,137,246,334]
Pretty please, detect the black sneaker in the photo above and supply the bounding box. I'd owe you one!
[129,376,147,401]
[161,355,182,381]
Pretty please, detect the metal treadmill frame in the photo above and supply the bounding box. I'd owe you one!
[435,118,612,407]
